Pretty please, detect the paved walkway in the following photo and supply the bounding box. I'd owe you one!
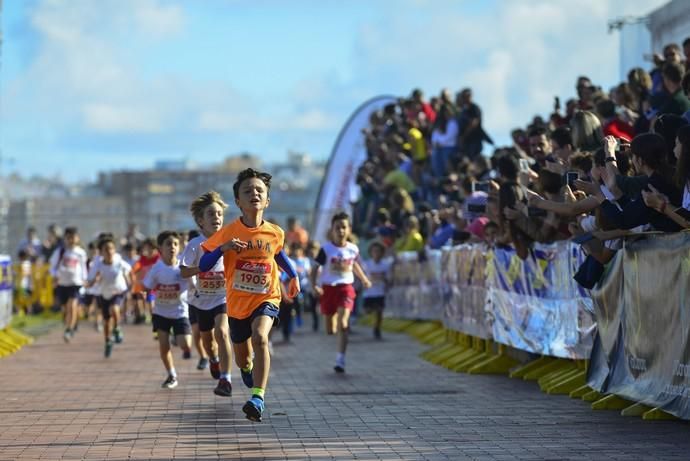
[1,318,689,461]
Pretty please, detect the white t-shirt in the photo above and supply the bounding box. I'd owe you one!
[88,254,131,299]
[49,246,88,287]
[315,241,360,286]
[362,257,392,298]
[143,260,189,319]
[180,235,226,311]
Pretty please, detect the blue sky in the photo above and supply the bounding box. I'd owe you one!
[0,0,666,183]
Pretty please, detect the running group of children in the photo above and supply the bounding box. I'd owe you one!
[48,168,392,422]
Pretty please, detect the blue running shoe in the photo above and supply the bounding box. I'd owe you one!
[242,397,264,422]
[113,328,124,344]
[241,367,253,388]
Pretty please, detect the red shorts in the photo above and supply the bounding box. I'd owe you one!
[320,284,356,315]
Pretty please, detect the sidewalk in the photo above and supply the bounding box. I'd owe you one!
[0,318,689,460]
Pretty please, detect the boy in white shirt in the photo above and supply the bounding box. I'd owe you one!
[144,231,193,389]
[86,236,132,358]
[180,191,234,397]
[49,227,88,343]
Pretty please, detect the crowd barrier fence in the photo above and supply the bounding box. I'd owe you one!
[370,238,686,421]
[0,255,39,358]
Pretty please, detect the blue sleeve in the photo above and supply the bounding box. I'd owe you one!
[430,225,454,249]
[275,250,297,278]
[199,247,223,272]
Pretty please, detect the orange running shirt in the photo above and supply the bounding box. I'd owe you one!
[202,218,284,320]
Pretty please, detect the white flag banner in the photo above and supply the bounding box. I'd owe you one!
[312,95,397,242]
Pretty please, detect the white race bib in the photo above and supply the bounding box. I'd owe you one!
[232,260,271,294]
[197,271,225,296]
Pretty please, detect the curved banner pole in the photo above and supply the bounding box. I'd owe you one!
[311,95,398,242]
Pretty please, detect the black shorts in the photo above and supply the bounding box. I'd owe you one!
[97,294,124,320]
[189,304,227,332]
[363,296,385,312]
[152,314,192,336]
[81,293,96,307]
[55,285,82,305]
[229,302,279,344]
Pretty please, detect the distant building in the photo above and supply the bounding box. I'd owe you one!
[5,196,127,257]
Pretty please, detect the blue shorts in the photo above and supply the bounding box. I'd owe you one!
[229,302,279,344]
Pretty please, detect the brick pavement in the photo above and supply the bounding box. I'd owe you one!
[1,319,689,461]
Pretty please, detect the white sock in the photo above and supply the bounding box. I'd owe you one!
[169,368,177,378]
[336,352,345,364]
[220,372,230,381]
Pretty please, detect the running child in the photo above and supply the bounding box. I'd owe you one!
[361,241,392,340]
[180,192,234,397]
[200,168,300,422]
[132,239,158,324]
[184,229,211,371]
[49,227,88,343]
[143,231,193,389]
[311,212,371,373]
[86,236,132,357]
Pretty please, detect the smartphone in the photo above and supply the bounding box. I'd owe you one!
[472,181,490,193]
[565,171,579,188]
[519,159,531,173]
[527,207,547,218]
[467,203,487,214]
[572,232,594,245]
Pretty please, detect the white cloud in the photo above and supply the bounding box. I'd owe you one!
[135,1,185,39]
[82,103,164,133]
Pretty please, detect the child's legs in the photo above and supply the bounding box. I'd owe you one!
[336,307,351,354]
[200,330,217,358]
[157,331,174,372]
[324,314,336,335]
[176,334,192,353]
[67,296,79,330]
[191,322,206,358]
[111,303,121,329]
[213,313,232,373]
[278,302,292,340]
[232,340,252,370]
[374,309,383,329]
[251,315,275,390]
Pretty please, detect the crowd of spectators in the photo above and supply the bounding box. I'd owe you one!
[353,39,690,288]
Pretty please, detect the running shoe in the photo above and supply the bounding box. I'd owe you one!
[374,327,382,340]
[104,341,113,358]
[161,375,178,389]
[113,328,124,344]
[242,397,265,422]
[334,356,345,373]
[63,329,72,343]
[213,378,232,397]
[241,366,254,388]
[209,360,220,379]
[197,357,209,370]
[182,350,191,360]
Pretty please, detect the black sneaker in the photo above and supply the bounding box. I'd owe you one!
[113,328,124,344]
[161,375,178,389]
[374,328,382,340]
[104,341,113,358]
[182,350,191,360]
[213,378,232,397]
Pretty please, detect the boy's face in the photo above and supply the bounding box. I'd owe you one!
[200,202,224,234]
[141,244,153,257]
[369,245,384,261]
[236,178,270,213]
[331,219,350,242]
[102,242,116,262]
[64,233,78,247]
[160,237,179,262]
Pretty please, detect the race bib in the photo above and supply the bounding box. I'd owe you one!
[198,271,225,296]
[232,260,271,294]
[330,259,353,276]
[156,283,181,303]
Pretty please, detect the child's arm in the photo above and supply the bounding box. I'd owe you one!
[85,260,100,288]
[199,238,246,272]
[310,265,323,296]
[353,261,372,289]
[275,250,300,298]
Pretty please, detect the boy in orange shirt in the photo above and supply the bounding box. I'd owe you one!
[200,168,299,422]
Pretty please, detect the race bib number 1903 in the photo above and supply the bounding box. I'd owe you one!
[232,260,271,294]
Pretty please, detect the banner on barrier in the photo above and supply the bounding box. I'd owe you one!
[0,255,13,329]
[385,243,595,359]
[588,233,690,419]
[487,243,595,359]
